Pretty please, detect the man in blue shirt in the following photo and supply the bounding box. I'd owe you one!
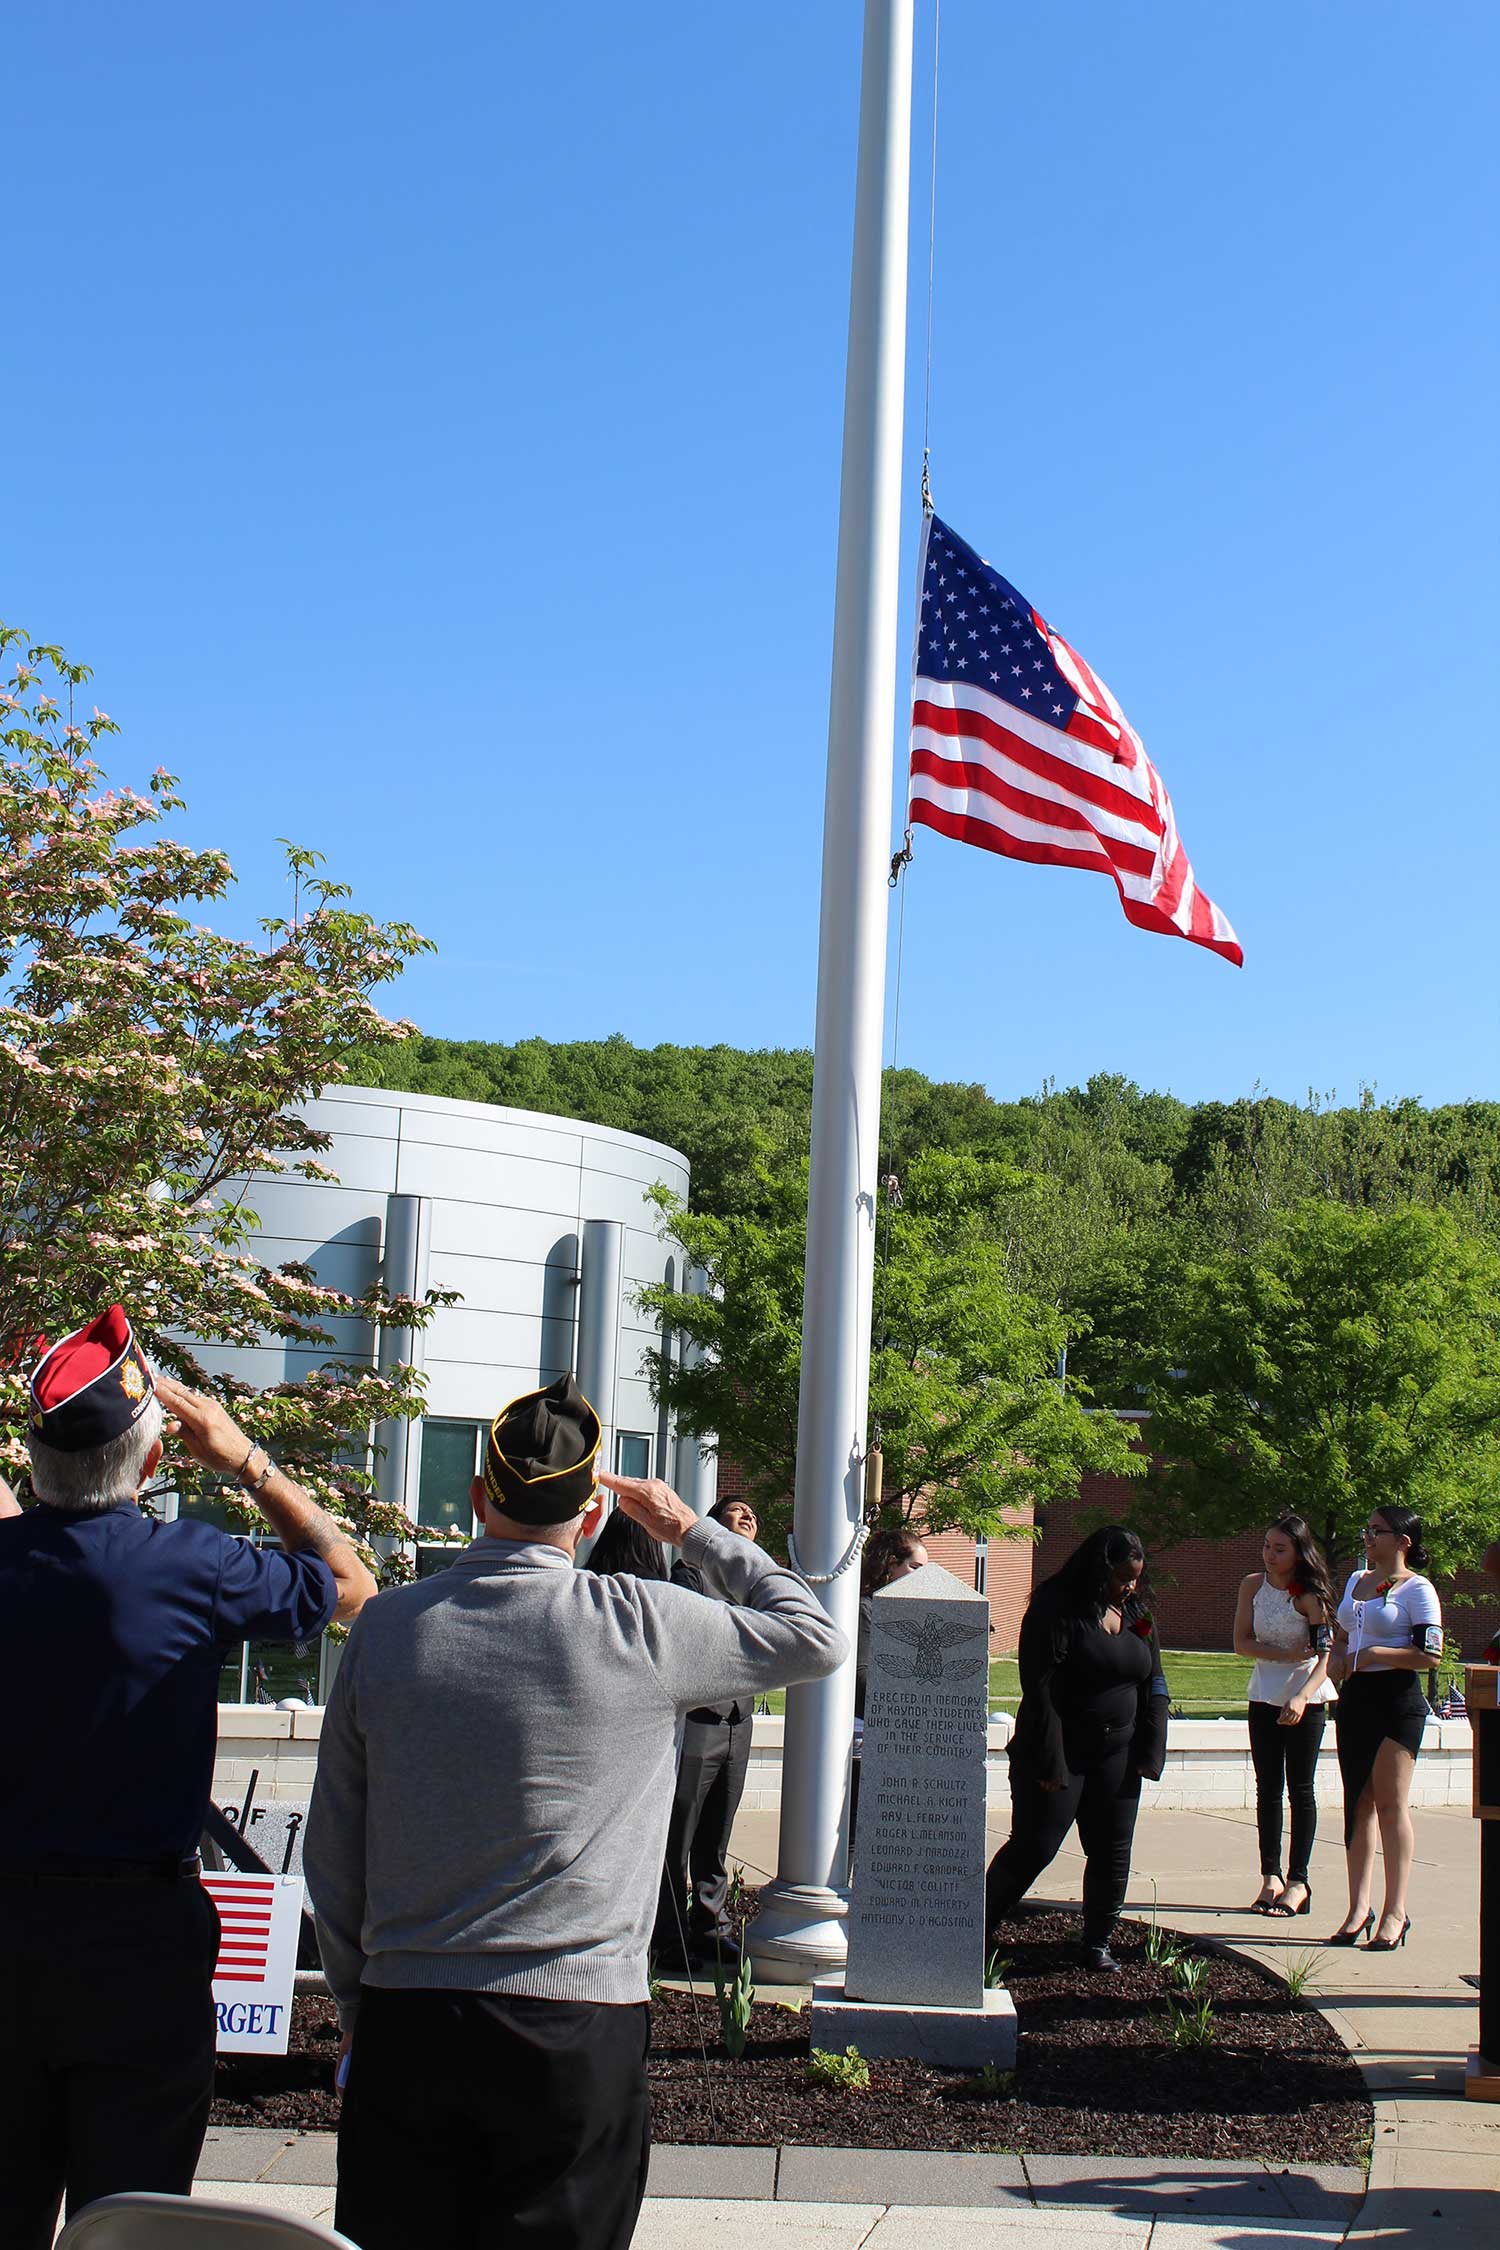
[0,1306,377,2249]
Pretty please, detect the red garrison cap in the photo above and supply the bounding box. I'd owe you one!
[28,1306,157,1454]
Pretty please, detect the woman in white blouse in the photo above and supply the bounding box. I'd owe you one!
[1232,1516,1337,1916]
[1327,1506,1442,1950]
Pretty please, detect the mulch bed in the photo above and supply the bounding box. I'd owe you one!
[210,1908,1371,2165]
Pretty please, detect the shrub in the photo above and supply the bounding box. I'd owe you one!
[806,2045,871,2092]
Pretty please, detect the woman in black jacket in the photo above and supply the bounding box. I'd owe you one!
[985,1525,1169,1971]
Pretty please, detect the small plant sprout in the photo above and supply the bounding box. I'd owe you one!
[972,2062,1018,2097]
[1145,1922,1183,1972]
[806,2045,872,2092]
[725,1863,751,1921]
[712,1943,756,2060]
[1167,1954,1209,1998]
[984,1949,1012,1990]
[1284,1949,1322,2003]
[1167,1995,1216,2049]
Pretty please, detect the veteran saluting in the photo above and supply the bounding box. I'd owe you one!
[0,1306,376,2249]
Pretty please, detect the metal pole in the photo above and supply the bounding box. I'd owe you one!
[375,1193,431,1533]
[750,0,913,1984]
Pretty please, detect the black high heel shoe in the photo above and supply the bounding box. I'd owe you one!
[1267,1883,1312,1918]
[1325,1911,1374,1946]
[1364,1916,1411,1952]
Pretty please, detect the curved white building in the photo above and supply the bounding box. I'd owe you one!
[190,1085,713,1602]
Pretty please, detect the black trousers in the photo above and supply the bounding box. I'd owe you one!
[335,1988,651,2250]
[985,1744,1142,1944]
[654,1715,752,1953]
[0,1876,221,2250]
[1247,1699,1327,1882]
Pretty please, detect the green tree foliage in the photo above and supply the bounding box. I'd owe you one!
[350,1040,1500,1567]
[638,1151,1141,1543]
[0,629,443,1576]
[1142,1202,1500,1572]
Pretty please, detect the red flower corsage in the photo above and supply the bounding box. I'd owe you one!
[1287,1579,1306,1598]
[1131,1610,1155,1641]
[1375,1576,1398,1598]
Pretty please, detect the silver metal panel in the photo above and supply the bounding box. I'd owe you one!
[395,1143,580,1216]
[427,1306,576,1368]
[292,1133,399,1196]
[296,1095,403,1141]
[425,1252,575,1320]
[581,1137,691,1193]
[423,1357,574,1420]
[425,1205,579,1266]
[395,1107,585,1166]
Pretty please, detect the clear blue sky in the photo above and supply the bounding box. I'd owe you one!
[7,2,1497,1108]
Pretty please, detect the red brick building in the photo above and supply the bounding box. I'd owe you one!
[719,1422,1498,1656]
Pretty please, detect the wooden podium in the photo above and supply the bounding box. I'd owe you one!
[1465,1663,1500,2101]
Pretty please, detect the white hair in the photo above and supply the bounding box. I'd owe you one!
[29,1393,165,1513]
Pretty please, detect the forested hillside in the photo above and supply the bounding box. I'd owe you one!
[347,1035,1500,1564]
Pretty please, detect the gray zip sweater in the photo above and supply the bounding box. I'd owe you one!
[303,1516,846,2026]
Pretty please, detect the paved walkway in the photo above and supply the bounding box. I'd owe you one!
[180,1801,1495,2246]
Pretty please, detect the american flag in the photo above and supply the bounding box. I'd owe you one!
[202,1872,278,1984]
[908,515,1242,965]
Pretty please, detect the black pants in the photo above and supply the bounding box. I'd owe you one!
[0,1876,220,2250]
[654,1715,751,1953]
[985,1744,1142,1945]
[336,1988,651,2250]
[1247,1699,1326,1882]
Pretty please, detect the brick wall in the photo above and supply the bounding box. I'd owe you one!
[716,1438,1500,1659]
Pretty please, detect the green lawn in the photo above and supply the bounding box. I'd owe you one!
[987,1649,1253,1717]
[759,1649,1255,1722]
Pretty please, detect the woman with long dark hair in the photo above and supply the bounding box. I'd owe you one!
[848,1527,930,1867]
[985,1526,1169,1971]
[855,1528,930,1721]
[1232,1516,1337,1916]
[582,1506,670,1581]
[1326,1505,1442,1950]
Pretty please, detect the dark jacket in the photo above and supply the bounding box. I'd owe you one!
[1007,1589,1169,1789]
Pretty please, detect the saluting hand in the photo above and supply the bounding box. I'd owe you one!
[154,1374,256,1479]
[597,1469,697,1548]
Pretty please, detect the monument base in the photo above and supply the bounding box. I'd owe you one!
[810,1978,1017,2070]
[1465,2049,1500,2103]
[748,1883,850,1985]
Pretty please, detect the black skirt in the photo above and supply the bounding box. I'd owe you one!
[1334,1671,1428,1842]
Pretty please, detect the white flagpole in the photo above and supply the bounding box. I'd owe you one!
[749,0,915,1984]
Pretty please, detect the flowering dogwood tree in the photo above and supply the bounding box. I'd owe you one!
[0,626,447,1577]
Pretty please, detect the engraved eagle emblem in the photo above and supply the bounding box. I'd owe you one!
[873,1613,989,1682]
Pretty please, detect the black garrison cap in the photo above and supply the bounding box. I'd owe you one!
[483,1373,602,1524]
[28,1305,157,1454]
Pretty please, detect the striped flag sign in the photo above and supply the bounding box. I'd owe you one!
[205,1873,277,1982]
[909,514,1242,966]
[201,1871,303,2054]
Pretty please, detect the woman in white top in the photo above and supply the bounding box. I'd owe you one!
[1232,1516,1337,1917]
[1327,1505,1443,1951]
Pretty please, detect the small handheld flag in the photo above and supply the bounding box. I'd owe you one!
[908,515,1242,965]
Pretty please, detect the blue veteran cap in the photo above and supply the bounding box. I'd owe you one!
[28,1305,156,1453]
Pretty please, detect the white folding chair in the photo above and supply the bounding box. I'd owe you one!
[55,2190,359,2248]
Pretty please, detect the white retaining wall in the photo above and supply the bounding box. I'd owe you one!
[213,1707,1476,1818]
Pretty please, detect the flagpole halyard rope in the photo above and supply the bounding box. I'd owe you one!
[920,0,942,516]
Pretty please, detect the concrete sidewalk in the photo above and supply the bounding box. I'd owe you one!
[180,1800,1495,2247]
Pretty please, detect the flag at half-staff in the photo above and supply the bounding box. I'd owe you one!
[908,514,1242,965]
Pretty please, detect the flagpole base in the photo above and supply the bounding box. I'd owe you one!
[747,1882,850,1985]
